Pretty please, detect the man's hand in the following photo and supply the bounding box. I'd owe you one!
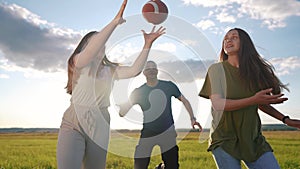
[191,118,202,132]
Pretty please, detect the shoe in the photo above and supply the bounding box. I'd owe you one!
[155,163,165,169]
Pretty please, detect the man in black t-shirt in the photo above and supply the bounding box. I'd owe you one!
[119,61,202,169]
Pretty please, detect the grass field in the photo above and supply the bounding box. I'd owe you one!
[0,131,299,169]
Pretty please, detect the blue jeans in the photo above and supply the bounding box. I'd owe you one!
[212,147,280,169]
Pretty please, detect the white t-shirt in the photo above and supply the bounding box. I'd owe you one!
[70,63,116,149]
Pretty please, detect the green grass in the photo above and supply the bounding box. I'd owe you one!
[0,131,299,169]
[0,133,57,169]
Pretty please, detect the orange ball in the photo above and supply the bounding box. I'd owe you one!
[142,0,169,25]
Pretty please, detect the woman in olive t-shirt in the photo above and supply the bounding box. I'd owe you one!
[199,28,300,169]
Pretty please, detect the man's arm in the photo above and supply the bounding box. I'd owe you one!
[118,101,133,117]
[178,95,202,131]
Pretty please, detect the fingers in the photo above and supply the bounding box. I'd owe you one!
[151,26,156,33]
[141,25,166,34]
[123,0,128,6]
[263,88,273,93]
[256,88,288,105]
[261,88,284,96]
[142,26,166,34]
[197,123,203,132]
[270,97,288,104]
[268,94,287,100]
[193,122,203,132]
[265,95,288,104]
[115,0,127,22]
[120,0,127,13]
[157,27,166,35]
[157,26,165,32]
[148,26,166,34]
[258,88,272,95]
[154,26,166,34]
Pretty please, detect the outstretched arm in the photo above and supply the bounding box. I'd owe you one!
[74,0,128,68]
[259,104,300,129]
[115,26,166,79]
[178,95,202,131]
[210,88,288,111]
[118,101,133,117]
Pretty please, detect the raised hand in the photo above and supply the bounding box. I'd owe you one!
[142,26,166,44]
[113,0,127,25]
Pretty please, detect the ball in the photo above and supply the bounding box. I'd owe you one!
[142,0,169,25]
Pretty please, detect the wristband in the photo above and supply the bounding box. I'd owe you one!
[282,116,290,124]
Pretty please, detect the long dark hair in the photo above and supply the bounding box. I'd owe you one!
[220,28,288,94]
[65,31,118,94]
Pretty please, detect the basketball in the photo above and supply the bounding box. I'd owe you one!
[142,0,169,25]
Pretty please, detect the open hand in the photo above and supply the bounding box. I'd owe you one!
[142,26,166,44]
[254,88,288,105]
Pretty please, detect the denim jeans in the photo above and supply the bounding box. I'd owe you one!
[212,147,280,169]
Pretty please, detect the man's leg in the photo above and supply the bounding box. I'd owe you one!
[161,145,179,169]
[134,138,154,169]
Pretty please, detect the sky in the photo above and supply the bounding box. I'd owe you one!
[0,0,300,129]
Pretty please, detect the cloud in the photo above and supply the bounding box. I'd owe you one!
[154,43,177,53]
[155,56,300,83]
[107,42,140,63]
[157,59,216,82]
[0,3,81,72]
[216,11,236,23]
[182,0,300,29]
[269,56,300,76]
[0,74,9,79]
[182,0,231,7]
[195,19,215,30]
[238,0,300,29]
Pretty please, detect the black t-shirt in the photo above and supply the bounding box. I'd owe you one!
[130,80,181,136]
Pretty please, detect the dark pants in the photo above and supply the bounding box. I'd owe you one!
[134,145,179,169]
[134,131,179,169]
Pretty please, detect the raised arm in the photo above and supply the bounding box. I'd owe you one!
[259,104,300,129]
[178,95,202,131]
[210,88,288,111]
[115,26,166,79]
[74,0,127,68]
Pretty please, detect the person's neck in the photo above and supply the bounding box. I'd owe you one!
[227,55,239,68]
[146,78,158,87]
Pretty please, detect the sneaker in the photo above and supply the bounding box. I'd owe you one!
[155,163,165,169]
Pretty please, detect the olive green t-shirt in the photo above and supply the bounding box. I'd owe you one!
[199,61,272,162]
